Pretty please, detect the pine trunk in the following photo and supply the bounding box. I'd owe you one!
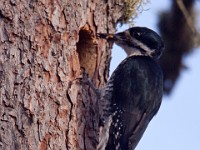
[0,0,126,149]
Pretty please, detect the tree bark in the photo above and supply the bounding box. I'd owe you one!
[0,0,126,149]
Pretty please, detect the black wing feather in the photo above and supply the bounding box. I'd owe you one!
[106,56,163,150]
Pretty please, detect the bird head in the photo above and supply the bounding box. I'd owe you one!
[97,27,164,59]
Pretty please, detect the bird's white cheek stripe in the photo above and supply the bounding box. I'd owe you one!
[130,37,154,56]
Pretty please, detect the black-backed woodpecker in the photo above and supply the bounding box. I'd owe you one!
[97,27,164,150]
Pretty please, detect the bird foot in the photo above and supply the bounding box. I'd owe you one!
[78,67,100,95]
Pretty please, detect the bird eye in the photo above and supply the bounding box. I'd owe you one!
[131,32,142,38]
[135,32,141,36]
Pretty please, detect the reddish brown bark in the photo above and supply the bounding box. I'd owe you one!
[0,0,127,149]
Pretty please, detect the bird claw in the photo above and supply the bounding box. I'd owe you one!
[78,67,89,81]
[78,67,99,93]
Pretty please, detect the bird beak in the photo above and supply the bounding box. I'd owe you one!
[97,33,115,41]
[97,32,128,42]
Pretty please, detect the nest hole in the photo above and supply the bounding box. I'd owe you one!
[77,26,98,79]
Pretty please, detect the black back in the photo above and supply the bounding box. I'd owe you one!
[105,56,163,150]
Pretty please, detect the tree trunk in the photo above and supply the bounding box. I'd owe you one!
[0,0,126,149]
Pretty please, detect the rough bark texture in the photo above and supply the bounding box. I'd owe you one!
[0,0,126,149]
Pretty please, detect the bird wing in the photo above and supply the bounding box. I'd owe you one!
[107,56,163,150]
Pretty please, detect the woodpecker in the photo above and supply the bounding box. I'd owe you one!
[97,27,164,150]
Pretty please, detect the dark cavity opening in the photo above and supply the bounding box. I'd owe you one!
[77,25,98,79]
